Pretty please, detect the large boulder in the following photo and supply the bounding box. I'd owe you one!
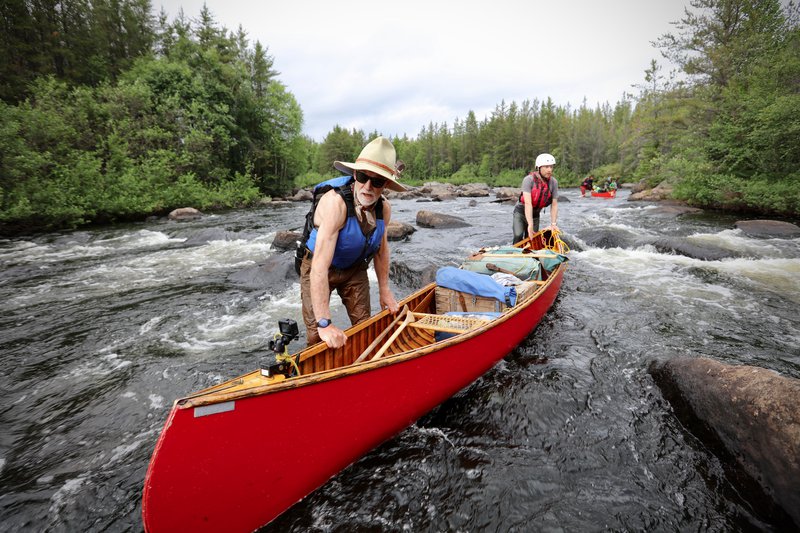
[494,187,519,202]
[181,228,233,247]
[416,210,470,229]
[389,258,438,288]
[735,220,800,239]
[575,226,639,249]
[630,179,649,193]
[227,253,298,289]
[649,357,800,526]
[649,237,740,261]
[272,230,302,251]
[288,189,313,202]
[648,205,702,217]
[419,182,457,201]
[457,183,490,197]
[384,187,423,200]
[386,221,415,241]
[168,207,202,221]
[628,181,673,201]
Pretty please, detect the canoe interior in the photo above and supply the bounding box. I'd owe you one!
[181,230,566,406]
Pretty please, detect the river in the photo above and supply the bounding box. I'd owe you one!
[1,189,798,532]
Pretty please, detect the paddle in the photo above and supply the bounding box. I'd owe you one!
[485,262,519,277]
[486,262,546,285]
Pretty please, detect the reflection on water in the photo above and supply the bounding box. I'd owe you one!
[0,190,798,532]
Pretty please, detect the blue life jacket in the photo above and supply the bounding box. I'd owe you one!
[301,176,385,270]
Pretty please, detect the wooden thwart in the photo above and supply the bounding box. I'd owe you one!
[353,305,410,364]
[354,308,493,363]
[370,311,416,361]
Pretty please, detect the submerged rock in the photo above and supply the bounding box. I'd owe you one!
[649,357,800,527]
[416,210,470,229]
[181,228,233,247]
[575,227,639,249]
[649,238,740,261]
[735,220,800,239]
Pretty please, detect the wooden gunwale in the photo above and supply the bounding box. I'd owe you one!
[178,258,564,409]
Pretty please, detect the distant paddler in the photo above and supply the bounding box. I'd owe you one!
[296,137,407,349]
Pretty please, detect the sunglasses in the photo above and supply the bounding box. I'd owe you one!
[354,171,387,189]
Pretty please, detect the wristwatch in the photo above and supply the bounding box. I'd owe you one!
[316,318,331,328]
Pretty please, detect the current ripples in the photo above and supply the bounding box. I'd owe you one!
[1,191,799,532]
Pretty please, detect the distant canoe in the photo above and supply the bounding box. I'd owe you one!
[142,230,568,533]
[591,189,617,198]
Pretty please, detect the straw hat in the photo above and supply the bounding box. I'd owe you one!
[334,136,407,192]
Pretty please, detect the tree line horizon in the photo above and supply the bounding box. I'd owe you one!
[1,0,798,234]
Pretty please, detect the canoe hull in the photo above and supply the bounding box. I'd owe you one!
[591,190,616,198]
[142,246,565,532]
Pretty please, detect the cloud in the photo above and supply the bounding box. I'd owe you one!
[157,0,687,140]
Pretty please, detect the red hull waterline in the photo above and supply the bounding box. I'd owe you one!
[142,245,565,532]
[591,190,616,198]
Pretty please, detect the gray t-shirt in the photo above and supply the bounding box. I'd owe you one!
[514,174,558,212]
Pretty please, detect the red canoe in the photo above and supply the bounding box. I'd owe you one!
[591,189,617,198]
[142,231,568,533]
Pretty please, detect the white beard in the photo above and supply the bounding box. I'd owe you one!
[356,189,379,207]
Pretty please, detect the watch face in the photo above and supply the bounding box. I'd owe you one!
[317,318,331,328]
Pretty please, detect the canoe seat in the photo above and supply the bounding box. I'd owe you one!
[408,312,489,334]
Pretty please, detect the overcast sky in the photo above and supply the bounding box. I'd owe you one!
[156,0,689,141]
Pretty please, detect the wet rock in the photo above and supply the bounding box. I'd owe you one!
[735,220,800,239]
[386,221,415,241]
[417,182,456,201]
[385,187,423,200]
[416,210,470,229]
[630,179,649,193]
[628,181,673,201]
[227,253,297,289]
[649,238,740,261]
[559,233,582,252]
[557,196,570,203]
[288,189,313,202]
[168,207,202,221]
[494,187,519,201]
[272,230,301,251]
[182,228,234,247]
[389,258,438,288]
[649,205,703,216]
[419,181,456,194]
[468,200,477,207]
[649,357,800,527]
[575,227,639,249]
[457,183,490,197]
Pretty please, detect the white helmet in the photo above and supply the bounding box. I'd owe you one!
[535,153,556,169]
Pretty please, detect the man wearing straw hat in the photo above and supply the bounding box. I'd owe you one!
[298,136,407,348]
